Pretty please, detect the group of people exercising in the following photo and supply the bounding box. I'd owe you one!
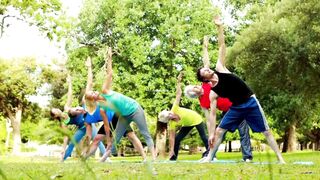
[50,16,285,164]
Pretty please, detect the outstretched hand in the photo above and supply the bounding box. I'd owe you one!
[208,134,215,148]
[177,72,183,82]
[106,47,112,63]
[214,16,223,26]
[66,74,72,84]
[60,150,65,162]
[85,57,92,67]
[203,36,209,49]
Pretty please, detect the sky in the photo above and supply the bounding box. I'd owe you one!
[0,0,83,107]
[0,0,83,63]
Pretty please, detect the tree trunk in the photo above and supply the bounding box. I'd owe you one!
[11,105,22,155]
[282,133,288,152]
[228,141,232,152]
[5,118,12,149]
[224,142,227,152]
[282,122,297,152]
[155,130,167,157]
[315,140,320,151]
[287,123,297,152]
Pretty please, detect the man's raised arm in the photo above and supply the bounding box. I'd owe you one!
[202,36,210,68]
[214,16,230,73]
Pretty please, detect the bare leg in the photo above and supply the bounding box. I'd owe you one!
[202,127,227,162]
[149,146,156,161]
[86,134,105,158]
[126,132,147,161]
[263,130,285,164]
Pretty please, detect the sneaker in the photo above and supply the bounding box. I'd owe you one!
[169,155,177,161]
[99,153,110,162]
[212,157,218,162]
[142,158,147,163]
[241,159,252,163]
[106,157,112,162]
[199,156,211,163]
[202,150,209,158]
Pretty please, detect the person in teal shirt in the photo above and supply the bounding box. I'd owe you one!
[84,47,156,161]
[158,72,209,160]
[81,57,146,162]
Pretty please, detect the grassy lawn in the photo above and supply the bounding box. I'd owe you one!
[0,151,319,179]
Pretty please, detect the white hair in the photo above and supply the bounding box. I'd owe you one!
[184,85,199,98]
[158,110,171,123]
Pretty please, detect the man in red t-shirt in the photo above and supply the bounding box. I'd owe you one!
[185,82,253,162]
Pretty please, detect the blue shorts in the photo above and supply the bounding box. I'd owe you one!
[219,95,269,132]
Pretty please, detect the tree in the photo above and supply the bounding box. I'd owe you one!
[0,58,42,154]
[0,0,64,39]
[67,0,220,117]
[228,0,320,152]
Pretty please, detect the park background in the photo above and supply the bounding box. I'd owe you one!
[0,0,319,179]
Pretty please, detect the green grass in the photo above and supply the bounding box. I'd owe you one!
[0,151,319,179]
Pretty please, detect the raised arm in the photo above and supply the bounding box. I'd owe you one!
[102,47,113,94]
[202,36,210,68]
[81,57,93,105]
[214,16,230,73]
[85,57,93,92]
[64,74,72,112]
[173,72,183,105]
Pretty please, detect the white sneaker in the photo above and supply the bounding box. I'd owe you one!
[212,157,218,162]
[242,159,252,163]
[99,153,111,162]
[105,157,112,162]
[199,157,210,163]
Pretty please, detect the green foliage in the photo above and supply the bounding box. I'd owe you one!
[222,0,279,33]
[32,119,69,145]
[0,58,39,117]
[0,58,72,149]
[0,116,7,154]
[67,0,220,118]
[180,128,205,149]
[0,0,65,39]
[228,0,320,134]
[40,65,76,109]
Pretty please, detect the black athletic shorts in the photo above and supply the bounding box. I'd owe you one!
[97,114,133,137]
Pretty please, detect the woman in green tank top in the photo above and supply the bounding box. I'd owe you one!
[84,47,156,161]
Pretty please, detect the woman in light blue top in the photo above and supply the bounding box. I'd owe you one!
[84,47,156,161]
[50,75,104,162]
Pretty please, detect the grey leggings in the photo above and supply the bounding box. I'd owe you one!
[113,105,154,149]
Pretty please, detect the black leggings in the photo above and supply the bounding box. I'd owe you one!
[97,115,132,137]
[170,122,208,160]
